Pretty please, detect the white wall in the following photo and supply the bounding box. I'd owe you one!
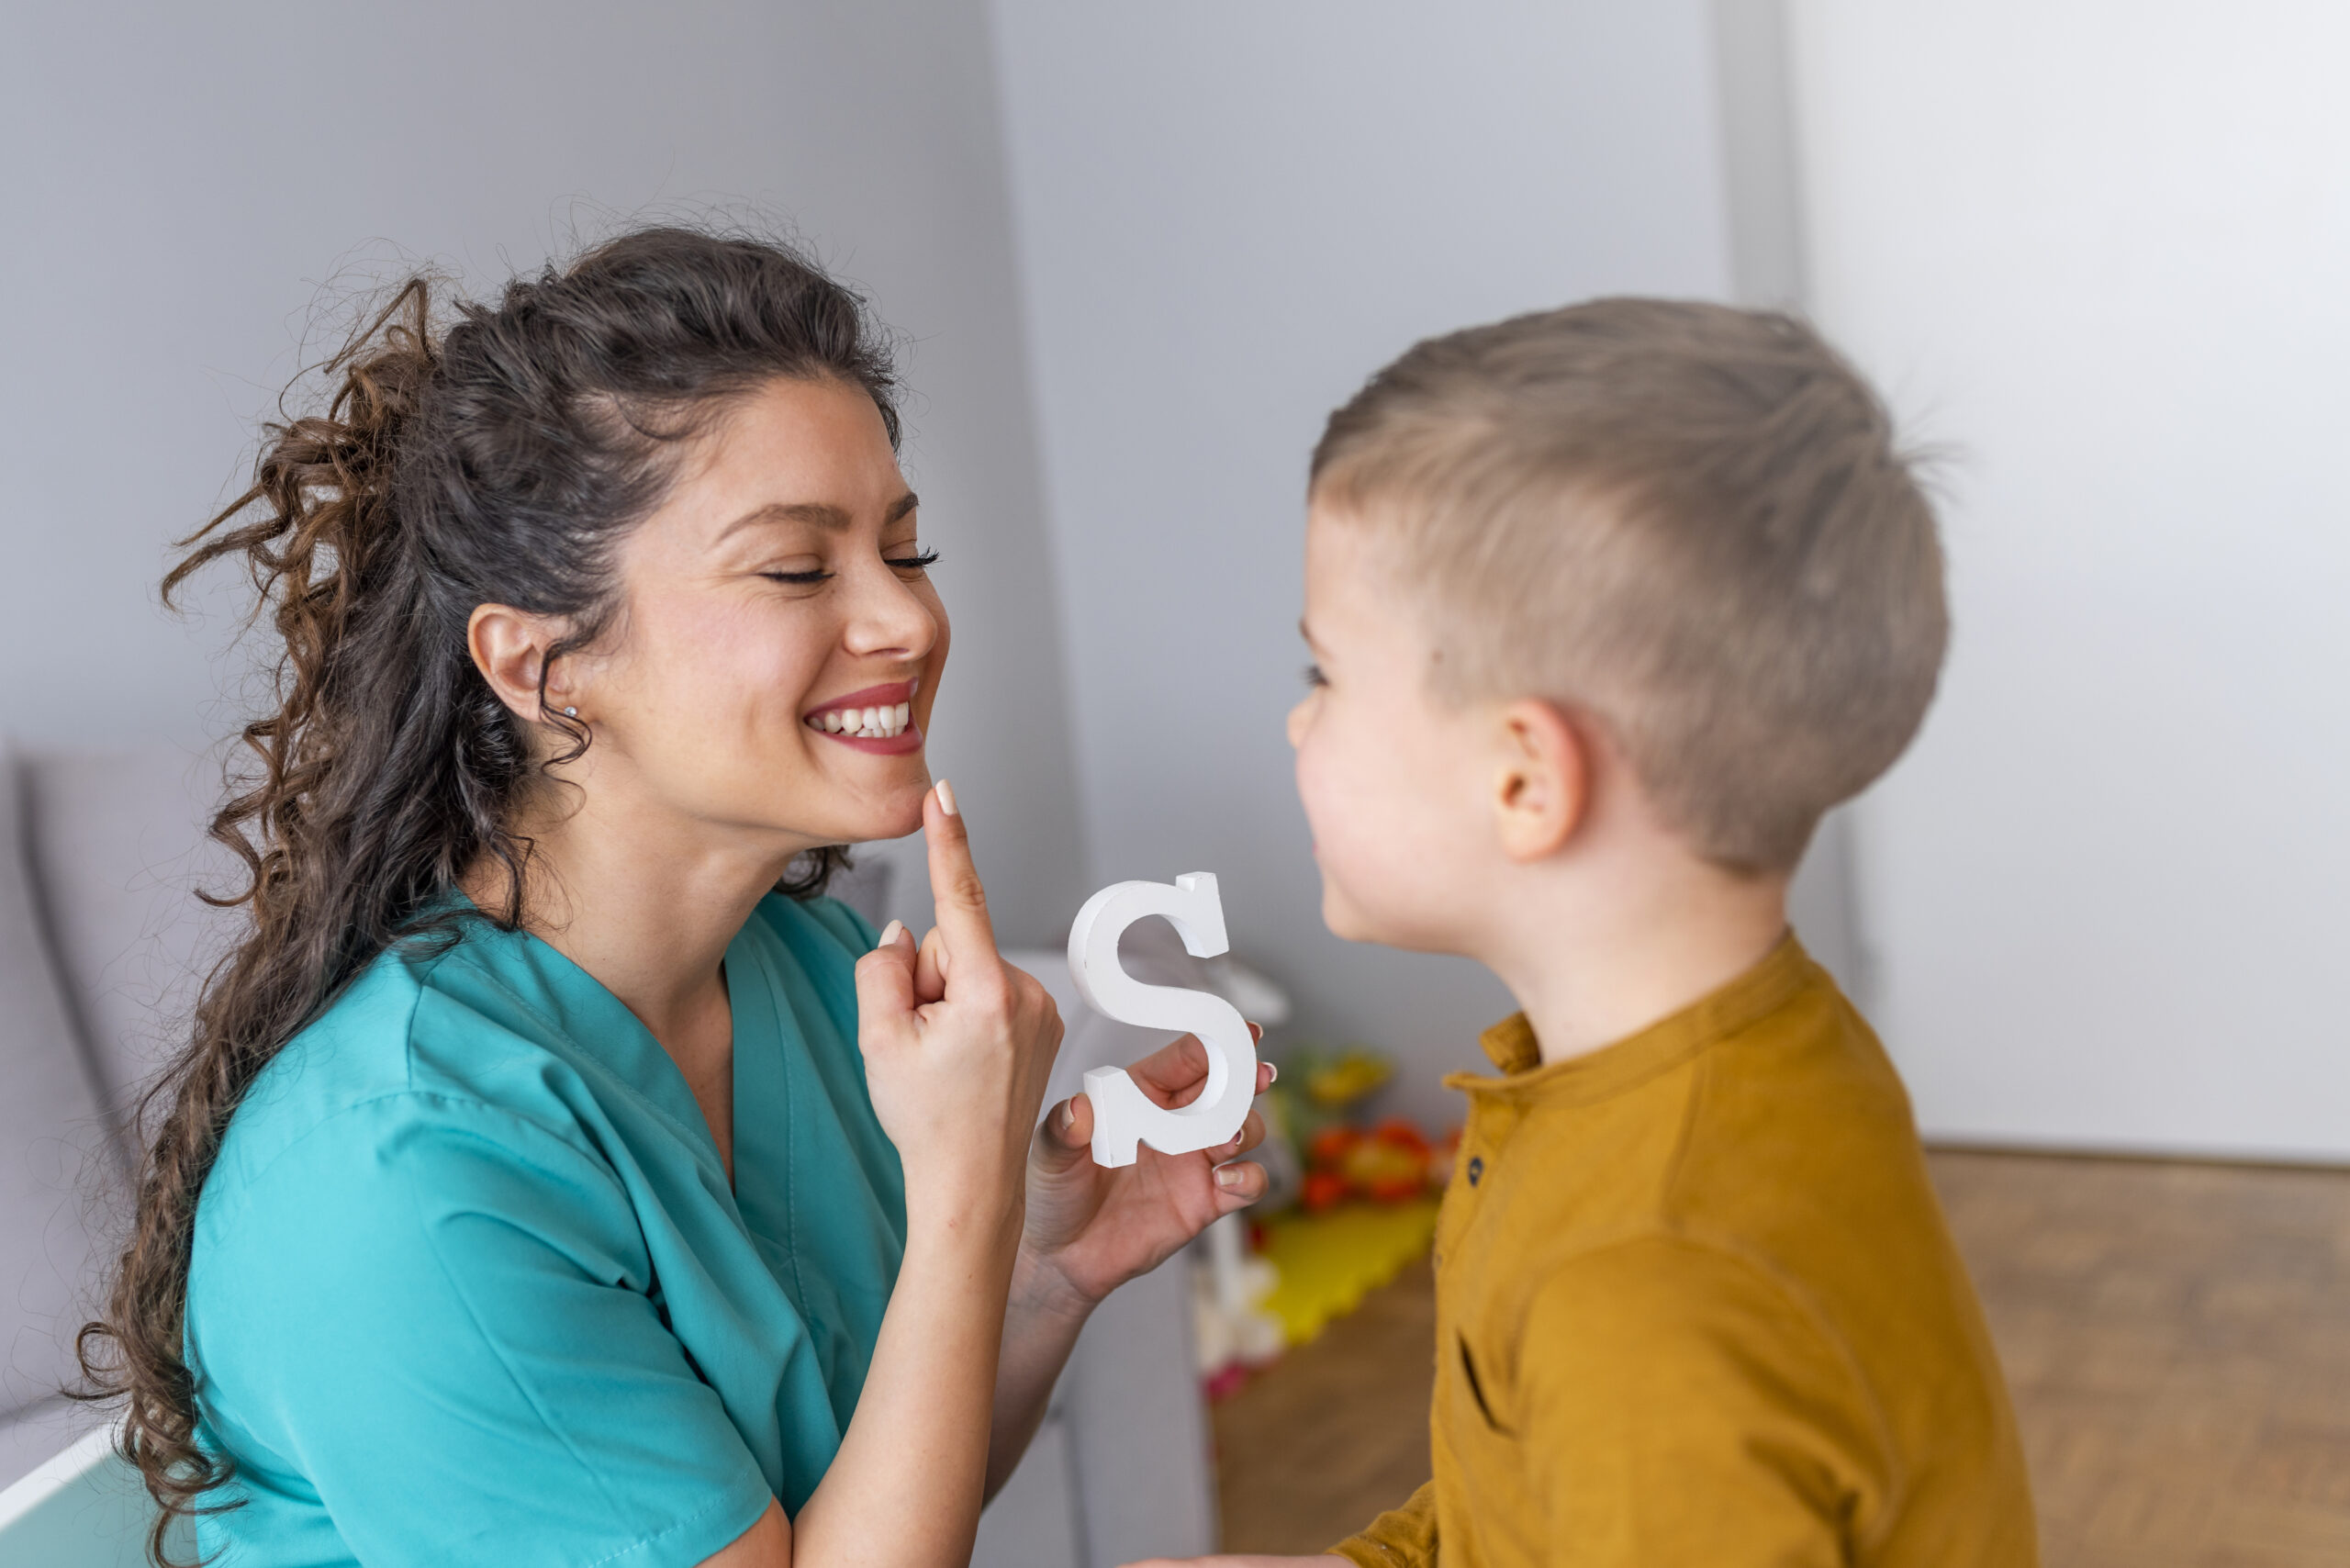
[991,0,1744,1126]
[1790,3,2350,1159]
[0,0,1085,945]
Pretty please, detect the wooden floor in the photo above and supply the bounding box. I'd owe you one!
[1212,1149,2350,1565]
[1213,1254,1440,1556]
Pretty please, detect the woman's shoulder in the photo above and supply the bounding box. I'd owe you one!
[204,920,610,1225]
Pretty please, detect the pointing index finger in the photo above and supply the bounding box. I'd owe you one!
[923,780,1003,983]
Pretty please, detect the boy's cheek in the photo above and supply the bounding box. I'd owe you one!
[1319,877,1377,943]
[1309,836,1390,945]
[1304,811,1418,946]
[1296,735,1425,942]
[1293,775,1374,939]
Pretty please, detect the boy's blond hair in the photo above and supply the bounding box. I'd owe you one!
[1312,298,1946,874]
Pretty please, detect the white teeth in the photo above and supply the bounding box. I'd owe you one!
[811,697,914,738]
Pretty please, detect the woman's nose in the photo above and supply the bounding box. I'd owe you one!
[843,564,938,659]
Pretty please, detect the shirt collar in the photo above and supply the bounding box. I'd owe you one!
[1478,1012,1542,1074]
[1450,932,1814,1104]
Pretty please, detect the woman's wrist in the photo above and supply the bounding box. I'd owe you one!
[902,1182,1027,1262]
[1010,1237,1102,1326]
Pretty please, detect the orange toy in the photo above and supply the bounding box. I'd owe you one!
[1301,1118,1436,1211]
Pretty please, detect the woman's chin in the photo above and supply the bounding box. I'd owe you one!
[828,778,934,846]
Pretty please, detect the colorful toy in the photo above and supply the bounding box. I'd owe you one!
[1068,873,1259,1167]
[1300,1047,1393,1109]
[1301,1118,1438,1211]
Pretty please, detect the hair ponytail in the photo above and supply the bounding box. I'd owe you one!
[78,228,897,1562]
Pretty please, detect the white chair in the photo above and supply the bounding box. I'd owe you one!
[0,1422,190,1565]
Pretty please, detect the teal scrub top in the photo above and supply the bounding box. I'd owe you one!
[185,893,906,1568]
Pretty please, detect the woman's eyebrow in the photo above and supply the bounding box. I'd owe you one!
[715,491,920,543]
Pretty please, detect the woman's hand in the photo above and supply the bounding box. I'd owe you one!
[979,1034,1274,1498]
[854,782,1064,1237]
[1017,1031,1274,1315]
[787,783,1064,1568]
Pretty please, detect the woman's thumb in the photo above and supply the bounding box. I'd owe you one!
[855,920,919,1040]
[1033,1092,1094,1175]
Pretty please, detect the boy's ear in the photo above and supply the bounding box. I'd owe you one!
[1489,698,1589,862]
[467,603,580,725]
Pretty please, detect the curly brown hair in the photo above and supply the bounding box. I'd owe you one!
[74,226,900,1563]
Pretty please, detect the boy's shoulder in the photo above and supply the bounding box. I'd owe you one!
[1459,939,1923,1247]
[1656,947,1951,1292]
[1471,941,1953,1313]
[1427,944,2032,1557]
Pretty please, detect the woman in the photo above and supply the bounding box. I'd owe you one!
[83,227,1270,1568]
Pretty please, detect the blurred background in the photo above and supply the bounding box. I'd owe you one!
[4,3,2346,1564]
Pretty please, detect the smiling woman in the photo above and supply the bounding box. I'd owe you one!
[77,227,1271,1568]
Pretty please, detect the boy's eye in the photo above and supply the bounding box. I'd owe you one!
[885,548,941,573]
[1303,662,1327,688]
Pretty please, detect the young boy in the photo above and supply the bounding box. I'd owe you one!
[1182,301,2035,1565]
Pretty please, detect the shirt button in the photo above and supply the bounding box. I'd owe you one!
[1467,1155,1484,1187]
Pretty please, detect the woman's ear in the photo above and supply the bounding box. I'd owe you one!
[1489,698,1589,862]
[467,603,577,724]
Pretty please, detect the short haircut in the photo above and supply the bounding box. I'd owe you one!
[1311,298,1946,874]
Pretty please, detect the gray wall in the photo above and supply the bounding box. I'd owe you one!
[0,0,1085,946]
[991,0,1747,1125]
[0,0,1861,1114]
[1790,1,2350,1159]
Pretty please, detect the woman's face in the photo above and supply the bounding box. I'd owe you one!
[565,375,947,857]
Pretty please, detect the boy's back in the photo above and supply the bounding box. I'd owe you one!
[1334,939,2035,1565]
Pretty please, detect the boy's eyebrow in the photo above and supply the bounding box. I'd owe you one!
[716,490,920,542]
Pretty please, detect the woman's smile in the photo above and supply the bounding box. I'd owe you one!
[804,678,923,753]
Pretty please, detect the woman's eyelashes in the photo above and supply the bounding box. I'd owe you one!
[759,547,937,588]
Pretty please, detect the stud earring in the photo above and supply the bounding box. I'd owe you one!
[564,707,578,718]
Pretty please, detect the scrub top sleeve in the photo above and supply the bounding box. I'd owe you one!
[202,1096,775,1568]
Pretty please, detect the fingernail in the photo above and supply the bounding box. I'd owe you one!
[1214,1164,1248,1190]
[1265,1061,1279,1084]
[935,778,959,817]
[877,920,904,949]
[1058,1100,1078,1132]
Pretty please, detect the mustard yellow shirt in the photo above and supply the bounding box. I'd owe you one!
[1333,937,2036,1567]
